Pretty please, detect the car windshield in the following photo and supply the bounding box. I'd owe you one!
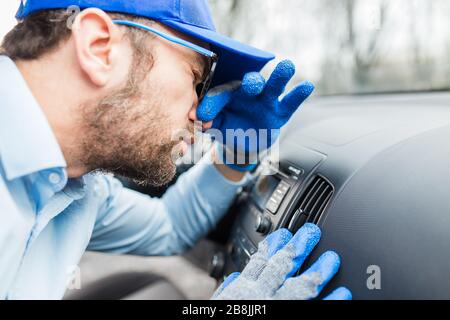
[210,0,450,96]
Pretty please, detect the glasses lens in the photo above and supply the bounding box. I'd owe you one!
[198,55,218,100]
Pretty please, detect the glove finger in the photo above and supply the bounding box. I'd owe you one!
[272,250,340,300]
[197,81,241,122]
[262,60,296,100]
[239,228,292,281]
[211,272,240,299]
[323,287,353,300]
[279,80,315,116]
[299,251,341,295]
[237,72,266,98]
[257,223,321,290]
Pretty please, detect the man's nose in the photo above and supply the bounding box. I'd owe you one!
[189,104,213,131]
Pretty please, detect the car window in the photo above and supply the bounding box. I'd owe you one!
[210,0,450,95]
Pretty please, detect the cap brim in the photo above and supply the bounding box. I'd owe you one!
[161,20,275,87]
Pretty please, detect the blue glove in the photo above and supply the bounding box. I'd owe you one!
[212,223,352,300]
[197,60,314,171]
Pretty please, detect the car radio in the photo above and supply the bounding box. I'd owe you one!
[217,161,307,276]
[208,145,335,279]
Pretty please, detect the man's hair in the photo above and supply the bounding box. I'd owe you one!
[0,9,153,61]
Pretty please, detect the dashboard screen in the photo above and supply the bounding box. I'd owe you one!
[251,175,280,210]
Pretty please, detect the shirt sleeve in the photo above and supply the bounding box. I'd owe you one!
[87,149,250,256]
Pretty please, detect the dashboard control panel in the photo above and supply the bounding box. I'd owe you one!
[219,156,327,277]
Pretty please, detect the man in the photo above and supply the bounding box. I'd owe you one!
[0,0,351,299]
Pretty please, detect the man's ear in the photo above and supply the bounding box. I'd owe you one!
[71,8,123,87]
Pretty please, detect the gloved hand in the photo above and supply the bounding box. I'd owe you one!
[212,223,352,300]
[197,60,314,171]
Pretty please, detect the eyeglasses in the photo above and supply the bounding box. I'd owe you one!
[113,20,218,100]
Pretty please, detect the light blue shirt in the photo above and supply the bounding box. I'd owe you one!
[0,56,246,300]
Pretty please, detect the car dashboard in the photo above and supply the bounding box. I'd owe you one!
[216,92,450,299]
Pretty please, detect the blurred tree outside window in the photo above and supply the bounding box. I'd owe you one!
[209,0,450,95]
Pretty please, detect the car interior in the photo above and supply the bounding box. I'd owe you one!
[64,91,450,300]
[5,0,432,300]
[2,0,450,303]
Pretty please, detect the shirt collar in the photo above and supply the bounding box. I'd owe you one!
[0,55,67,181]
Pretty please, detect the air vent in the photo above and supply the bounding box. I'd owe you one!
[288,176,334,231]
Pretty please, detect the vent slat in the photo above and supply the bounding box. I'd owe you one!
[303,181,325,213]
[312,190,333,223]
[309,185,331,217]
[288,176,334,231]
[316,191,333,217]
[298,178,322,210]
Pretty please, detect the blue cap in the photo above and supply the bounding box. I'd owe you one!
[16,0,275,87]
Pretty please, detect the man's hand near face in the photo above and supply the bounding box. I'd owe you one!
[198,60,314,179]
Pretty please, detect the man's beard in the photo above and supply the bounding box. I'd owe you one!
[80,64,185,187]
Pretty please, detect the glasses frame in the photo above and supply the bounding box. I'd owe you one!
[113,19,219,100]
